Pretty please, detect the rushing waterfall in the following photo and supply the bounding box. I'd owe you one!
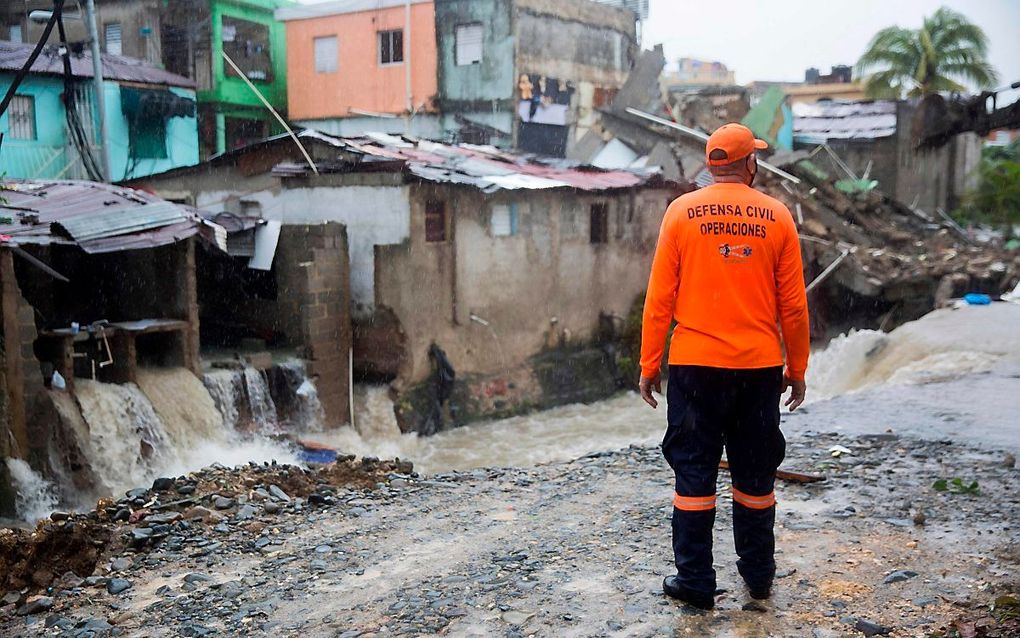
[203,369,242,431]
[135,368,226,448]
[5,458,60,522]
[71,368,300,499]
[269,360,326,431]
[75,379,177,494]
[243,367,279,432]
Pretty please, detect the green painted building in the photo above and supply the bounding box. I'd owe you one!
[161,0,291,157]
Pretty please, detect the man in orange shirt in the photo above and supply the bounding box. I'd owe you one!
[639,123,810,610]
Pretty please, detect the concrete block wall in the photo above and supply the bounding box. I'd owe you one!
[275,224,352,426]
[0,250,46,458]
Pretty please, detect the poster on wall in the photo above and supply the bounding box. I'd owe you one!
[517,74,573,125]
[518,74,574,156]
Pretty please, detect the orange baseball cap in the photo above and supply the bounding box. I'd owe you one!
[706,123,768,166]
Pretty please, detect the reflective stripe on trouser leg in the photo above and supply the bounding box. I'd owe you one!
[673,492,717,511]
[671,495,716,596]
[731,487,776,509]
[731,481,777,591]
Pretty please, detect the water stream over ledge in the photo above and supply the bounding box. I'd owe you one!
[6,305,1018,522]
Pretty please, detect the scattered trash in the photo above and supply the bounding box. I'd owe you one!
[963,293,993,305]
[829,445,853,458]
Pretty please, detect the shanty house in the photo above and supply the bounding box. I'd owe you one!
[0,41,199,182]
[793,99,982,214]
[3,0,292,159]
[127,130,682,432]
[0,179,216,514]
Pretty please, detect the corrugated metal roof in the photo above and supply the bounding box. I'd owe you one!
[276,0,431,21]
[0,180,208,254]
[53,201,191,242]
[792,100,898,141]
[0,41,195,89]
[271,130,665,193]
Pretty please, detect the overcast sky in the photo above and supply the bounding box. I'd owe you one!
[642,0,1019,88]
[295,0,1019,92]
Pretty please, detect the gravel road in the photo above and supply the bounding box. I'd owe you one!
[3,423,1017,638]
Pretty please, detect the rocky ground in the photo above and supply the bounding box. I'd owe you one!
[1,426,1018,638]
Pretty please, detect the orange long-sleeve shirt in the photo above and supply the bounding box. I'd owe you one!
[640,182,810,381]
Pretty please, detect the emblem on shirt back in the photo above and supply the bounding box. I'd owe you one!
[718,243,753,260]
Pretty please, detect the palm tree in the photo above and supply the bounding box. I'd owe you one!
[855,7,998,98]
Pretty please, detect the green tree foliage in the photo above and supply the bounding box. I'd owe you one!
[855,6,998,98]
[961,140,1020,240]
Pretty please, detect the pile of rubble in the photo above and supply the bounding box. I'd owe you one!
[0,455,414,600]
[757,162,1020,335]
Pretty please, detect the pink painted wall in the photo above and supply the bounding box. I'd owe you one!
[284,2,437,120]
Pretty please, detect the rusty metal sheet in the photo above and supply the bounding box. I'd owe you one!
[0,179,208,254]
[0,41,195,88]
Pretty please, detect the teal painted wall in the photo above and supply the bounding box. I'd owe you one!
[435,0,515,106]
[106,84,201,182]
[0,75,72,179]
[0,74,199,181]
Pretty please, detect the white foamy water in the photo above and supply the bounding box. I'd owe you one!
[204,369,241,431]
[5,458,60,522]
[243,367,279,431]
[73,369,299,497]
[807,305,1015,400]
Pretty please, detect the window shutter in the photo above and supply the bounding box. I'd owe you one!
[455,24,483,66]
[105,23,122,56]
[491,205,511,236]
[314,36,337,73]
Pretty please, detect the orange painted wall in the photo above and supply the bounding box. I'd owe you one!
[284,2,437,120]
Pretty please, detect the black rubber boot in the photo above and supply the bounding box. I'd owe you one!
[748,586,771,600]
[662,576,715,610]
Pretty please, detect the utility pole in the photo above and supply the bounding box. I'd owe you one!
[83,0,110,181]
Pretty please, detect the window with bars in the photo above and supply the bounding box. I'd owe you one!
[590,203,609,244]
[425,200,447,242]
[455,23,483,66]
[314,35,337,73]
[105,22,122,56]
[379,29,404,65]
[8,95,35,140]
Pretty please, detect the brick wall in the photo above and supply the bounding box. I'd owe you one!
[0,250,46,457]
[275,224,352,426]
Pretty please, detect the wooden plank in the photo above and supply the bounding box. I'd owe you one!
[719,459,826,484]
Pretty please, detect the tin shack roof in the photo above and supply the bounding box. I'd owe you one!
[0,41,196,89]
[792,100,898,142]
[0,180,211,254]
[272,131,669,193]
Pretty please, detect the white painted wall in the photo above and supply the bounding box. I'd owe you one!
[195,185,411,317]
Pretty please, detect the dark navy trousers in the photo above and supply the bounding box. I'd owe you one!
[662,365,786,595]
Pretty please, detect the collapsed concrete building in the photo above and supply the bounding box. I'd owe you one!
[127,130,682,433]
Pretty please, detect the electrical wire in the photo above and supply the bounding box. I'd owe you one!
[0,0,66,119]
[55,10,102,181]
